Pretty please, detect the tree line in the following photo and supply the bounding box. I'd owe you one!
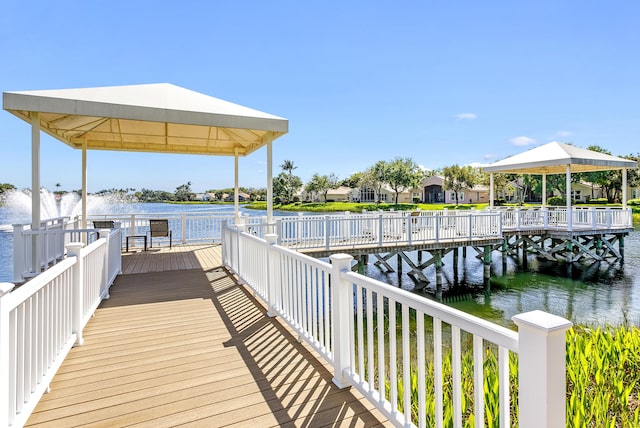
[2,145,637,205]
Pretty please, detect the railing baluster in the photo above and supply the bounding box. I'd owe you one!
[473,335,484,428]
[452,326,462,427]
[417,311,426,428]
[377,292,385,401]
[402,304,411,425]
[389,298,397,416]
[434,317,443,428]
[356,283,364,380]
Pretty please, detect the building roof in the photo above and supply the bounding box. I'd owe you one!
[483,141,636,174]
[3,83,288,156]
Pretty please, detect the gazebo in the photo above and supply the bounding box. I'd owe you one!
[2,83,289,232]
[483,141,637,208]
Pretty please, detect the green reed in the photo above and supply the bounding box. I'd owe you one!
[383,325,639,427]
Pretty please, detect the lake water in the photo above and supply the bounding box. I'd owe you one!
[1,202,638,327]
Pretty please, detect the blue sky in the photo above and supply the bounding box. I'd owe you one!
[1,1,639,193]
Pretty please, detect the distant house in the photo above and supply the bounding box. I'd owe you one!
[420,176,490,204]
[628,184,640,201]
[299,186,356,202]
[325,186,354,202]
[357,185,415,204]
[194,193,211,201]
[224,191,251,202]
[571,181,603,202]
[549,181,603,202]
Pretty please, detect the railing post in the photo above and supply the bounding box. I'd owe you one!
[114,225,123,274]
[0,282,16,428]
[325,215,330,251]
[275,218,283,245]
[265,234,278,317]
[512,310,572,428]
[129,214,136,236]
[378,212,384,246]
[99,229,111,298]
[297,212,303,243]
[330,253,354,389]
[606,208,612,229]
[66,242,86,346]
[182,213,187,244]
[13,224,25,283]
[235,224,245,281]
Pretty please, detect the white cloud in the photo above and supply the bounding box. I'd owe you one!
[482,153,496,160]
[455,113,477,121]
[510,136,536,146]
[418,164,431,172]
[467,162,488,168]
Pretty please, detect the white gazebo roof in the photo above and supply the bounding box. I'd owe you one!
[2,83,288,156]
[483,141,636,174]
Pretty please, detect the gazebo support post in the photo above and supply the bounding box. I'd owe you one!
[266,137,273,225]
[565,165,571,208]
[566,165,572,231]
[542,173,547,207]
[489,173,494,209]
[31,112,41,274]
[622,168,628,209]
[82,142,88,230]
[234,148,240,225]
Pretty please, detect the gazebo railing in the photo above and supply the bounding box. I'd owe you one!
[495,207,632,231]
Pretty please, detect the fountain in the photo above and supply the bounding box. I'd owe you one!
[1,188,136,230]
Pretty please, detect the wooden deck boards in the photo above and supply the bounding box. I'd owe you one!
[26,246,389,427]
[120,243,224,275]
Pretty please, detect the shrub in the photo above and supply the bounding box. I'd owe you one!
[587,197,609,204]
[627,198,640,206]
[547,196,575,206]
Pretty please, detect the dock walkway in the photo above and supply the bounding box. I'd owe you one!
[26,245,388,427]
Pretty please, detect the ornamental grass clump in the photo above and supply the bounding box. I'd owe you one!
[393,346,519,427]
[566,325,640,427]
[389,325,639,427]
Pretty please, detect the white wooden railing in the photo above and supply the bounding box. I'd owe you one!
[222,224,573,428]
[0,228,121,427]
[12,207,631,281]
[11,217,85,282]
[495,207,632,231]
[85,211,248,245]
[11,211,245,281]
[251,211,503,251]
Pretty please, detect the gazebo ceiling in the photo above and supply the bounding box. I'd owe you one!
[2,83,288,156]
[483,141,637,174]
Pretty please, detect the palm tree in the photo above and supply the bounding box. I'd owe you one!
[280,160,297,203]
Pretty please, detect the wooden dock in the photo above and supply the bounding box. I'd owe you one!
[26,245,389,427]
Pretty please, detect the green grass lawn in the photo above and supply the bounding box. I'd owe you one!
[244,201,492,212]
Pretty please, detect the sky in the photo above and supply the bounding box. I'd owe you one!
[1,1,639,194]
